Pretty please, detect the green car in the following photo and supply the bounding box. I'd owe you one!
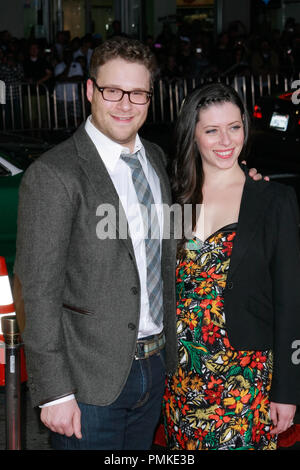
[0,132,52,276]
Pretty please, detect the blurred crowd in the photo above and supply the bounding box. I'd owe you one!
[150,17,300,82]
[0,17,300,99]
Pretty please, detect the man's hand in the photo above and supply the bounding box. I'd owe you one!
[241,161,270,181]
[270,402,296,435]
[41,398,82,439]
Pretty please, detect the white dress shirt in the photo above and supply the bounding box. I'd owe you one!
[41,116,164,407]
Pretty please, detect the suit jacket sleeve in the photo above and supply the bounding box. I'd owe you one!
[270,185,300,404]
[14,159,77,406]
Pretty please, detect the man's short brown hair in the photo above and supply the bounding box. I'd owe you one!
[89,36,156,84]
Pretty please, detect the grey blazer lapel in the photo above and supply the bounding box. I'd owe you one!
[228,176,268,279]
[72,125,134,254]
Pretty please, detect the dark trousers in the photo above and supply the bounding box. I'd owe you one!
[50,350,166,450]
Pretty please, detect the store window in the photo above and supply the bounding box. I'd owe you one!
[62,0,85,38]
[250,0,283,33]
[176,0,215,36]
[62,0,114,40]
[90,0,114,40]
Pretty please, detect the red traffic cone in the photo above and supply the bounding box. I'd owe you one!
[0,256,27,385]
[0,256,16,331]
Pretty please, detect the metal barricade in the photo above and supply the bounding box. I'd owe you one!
[0,82,52,132]
[150,72,300,124]
[52,81,87,129]
[1,316,22,450]
[0,73,299,130]
[0,81,87,132]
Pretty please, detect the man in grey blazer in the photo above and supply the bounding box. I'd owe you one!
[15,37,261,450]
[15,37,178,450]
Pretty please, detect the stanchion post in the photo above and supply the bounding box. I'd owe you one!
[1,315,22,450]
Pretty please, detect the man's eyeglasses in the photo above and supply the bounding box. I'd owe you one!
[91,78,152,105]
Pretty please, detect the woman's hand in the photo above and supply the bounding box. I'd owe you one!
[270,402,296,434]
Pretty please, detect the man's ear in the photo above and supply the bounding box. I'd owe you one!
[86,78,94,103]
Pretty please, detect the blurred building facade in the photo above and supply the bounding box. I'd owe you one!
[1,0,299,45]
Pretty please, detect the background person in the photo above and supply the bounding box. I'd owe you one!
[23,42,53,127]
[54,48,84,126]
[0,50,23,128]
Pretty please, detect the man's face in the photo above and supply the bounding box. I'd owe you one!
[86,58,151,152]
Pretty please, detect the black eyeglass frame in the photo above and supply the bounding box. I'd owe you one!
[91,78,153,105]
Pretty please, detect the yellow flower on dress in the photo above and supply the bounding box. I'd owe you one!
[182,311,198,330]
[231,417,249,436]
[196,279,213,296]
[220,349,237,366]
[208,233,223,244]
[171,367,190,396]
[210,297,223,317]
[190,375,204,390]
[186,440,197,450]
[185,261,197,274]
[223,389,251,414]
[184,298,192,307]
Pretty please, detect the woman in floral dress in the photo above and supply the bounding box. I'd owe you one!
[163,83,300,450]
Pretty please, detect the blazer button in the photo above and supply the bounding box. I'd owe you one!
[128,323,136,330]
[131,286,138,295]
[227,281,233,290]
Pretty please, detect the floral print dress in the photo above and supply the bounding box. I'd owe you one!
[163,224,277,450]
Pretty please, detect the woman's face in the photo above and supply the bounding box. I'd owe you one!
[194,101,245,172]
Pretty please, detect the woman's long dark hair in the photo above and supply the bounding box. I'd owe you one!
[171,82,251,249]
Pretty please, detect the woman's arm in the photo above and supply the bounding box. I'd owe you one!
[270,186,300,406]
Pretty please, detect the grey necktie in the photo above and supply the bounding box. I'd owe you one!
[121,151,163,326]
